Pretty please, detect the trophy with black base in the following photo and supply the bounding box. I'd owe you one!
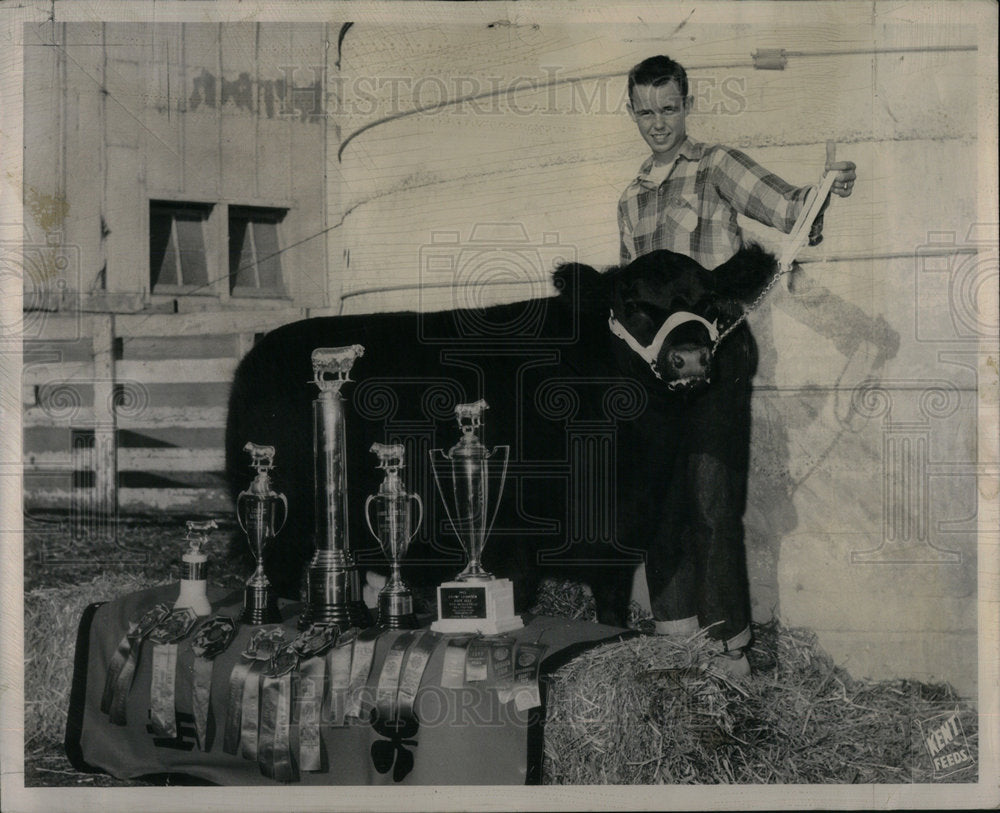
[365,442,422,630]
[236,442,287,625]
[429,400,523,635]
[299,345,371,630]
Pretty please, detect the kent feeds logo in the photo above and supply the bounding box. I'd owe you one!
[918,710,973,776]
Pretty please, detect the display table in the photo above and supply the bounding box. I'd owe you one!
[65,584,631,785]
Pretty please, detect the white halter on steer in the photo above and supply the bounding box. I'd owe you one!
[608,309,719,382]
[608,144,839,382]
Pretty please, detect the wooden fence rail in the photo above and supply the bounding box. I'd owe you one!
[22,308,304,518]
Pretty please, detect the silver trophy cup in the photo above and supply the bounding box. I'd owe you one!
[429,400,522,634]
[236,442,287,625]
[365,442,423,629]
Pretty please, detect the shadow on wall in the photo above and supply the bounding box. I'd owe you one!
[746,272,901,622]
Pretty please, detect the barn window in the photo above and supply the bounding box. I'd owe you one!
[228,206,287,296]
[149,201,213,293]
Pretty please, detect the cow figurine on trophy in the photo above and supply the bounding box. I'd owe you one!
[365,442,423,630]
[429,399,523,634]
[299,345,370,629]
[236,442,287,625]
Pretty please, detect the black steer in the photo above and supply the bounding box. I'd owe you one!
[224,245,777,627]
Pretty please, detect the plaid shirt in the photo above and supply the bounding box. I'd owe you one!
[618,137,816,269]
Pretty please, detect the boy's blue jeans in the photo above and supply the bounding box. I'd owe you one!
[641,324,756,651]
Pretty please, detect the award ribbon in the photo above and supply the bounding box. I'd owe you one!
[104,603,171,725]
[289,624,338,771]
[190,616,237,751]
[464,637,490,683]
[374,631,416,721]
[222,626,285,758]
[345,629,379,720]
[512,642,547,712]
[240,664,265,759]
[222,660,252,755]
[440,635,474,689]
[147,607,199,738]
[258,645,299,782]
[241,634,282,761]
[489,638,515,704]
[325,629,356,728]
[396,631,440,719]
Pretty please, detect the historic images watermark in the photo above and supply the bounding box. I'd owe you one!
[848,223,998,565]
[12,236,156,555]
[272,65,747,119]
[417,223,576,342]
[0,237,81,345]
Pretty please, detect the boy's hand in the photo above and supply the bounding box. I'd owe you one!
[826,160,857,197]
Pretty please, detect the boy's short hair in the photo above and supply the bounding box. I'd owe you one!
[627,55,688,104]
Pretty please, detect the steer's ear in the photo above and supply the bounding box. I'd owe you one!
[711,242,779,302]
[552,262,611,313]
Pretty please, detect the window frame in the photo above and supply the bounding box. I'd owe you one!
[147,200,217,297]
[227,205,289,299]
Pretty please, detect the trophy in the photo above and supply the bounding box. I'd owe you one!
[365,442,423,630]
[299,345,371,629]
[429,399,523,634]
[174,519,216,616]
[236,442,287,625]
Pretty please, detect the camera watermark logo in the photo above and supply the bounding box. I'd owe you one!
[917,709,975,778]
[0,239,82,345]
[417,223,576,344]
[914,223,998,343]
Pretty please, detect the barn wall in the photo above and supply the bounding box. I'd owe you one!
[22,22,336,514]
[23,21,333,308]
[331,6,995,696]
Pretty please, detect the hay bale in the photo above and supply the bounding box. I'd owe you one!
[543,620,979,784]
[530,577,598,621]
[543,630,747,784]
[24,572,167,751]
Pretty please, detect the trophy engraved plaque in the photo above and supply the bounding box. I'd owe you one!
[429,399,523,634]
[236,442,287,625]
[299,345,371,629]
[365,442,422,630]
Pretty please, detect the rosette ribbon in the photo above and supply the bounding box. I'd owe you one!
[511,642,547,711]
[223,626,285,757]
[147,607,200,738]
[190,615,238,750]
[370,631,441,781]
[102,602,172,725]
[258,643,300,782]
[289,623,339,772]
[395,631,439,719]
[345,627,380,721]
[325,628,357,727]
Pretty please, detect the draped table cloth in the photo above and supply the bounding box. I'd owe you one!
[66,584,631,785]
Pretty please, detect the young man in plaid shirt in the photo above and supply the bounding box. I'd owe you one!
[619,55,856,676]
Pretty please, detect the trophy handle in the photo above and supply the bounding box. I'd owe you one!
[408,492,424,542]
[236,490,250,534]
[429,450,462,543]
[274,492,289,537]
[364,494,379,542]
[485,445,510,543]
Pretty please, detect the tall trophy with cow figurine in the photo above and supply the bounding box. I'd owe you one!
[299,345,371,629]
[236,442,287,625]
[429,399,523,634]
[365,442,422,630]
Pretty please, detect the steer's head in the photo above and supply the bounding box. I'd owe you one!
[554,244,778,391]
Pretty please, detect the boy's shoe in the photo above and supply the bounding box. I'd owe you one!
[711,648,751,679]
